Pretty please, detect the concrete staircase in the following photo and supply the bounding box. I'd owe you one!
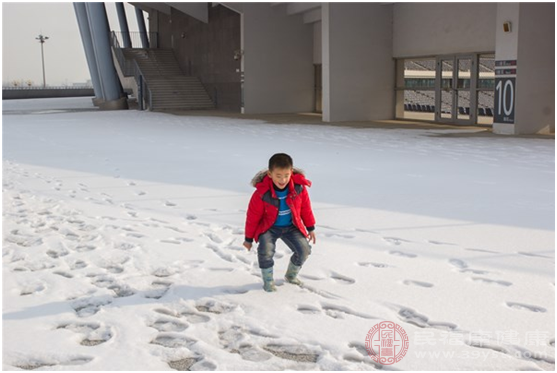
[121,49,214,110]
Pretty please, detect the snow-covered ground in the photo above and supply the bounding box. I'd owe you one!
[2,97,555,371]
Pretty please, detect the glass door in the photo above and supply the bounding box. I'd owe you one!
[436,57,454,122]
[455,55,476,124]
[436,55,477,125]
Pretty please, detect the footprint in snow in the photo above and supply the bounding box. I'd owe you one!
[465,247,500,254]
[394,305,458,331]
[20,282,46,296]
[164,200,177,207]
[144,281,172,300]
[113,241,140,251]
[428,240,457,246]
[181,311,211,324]
[57,322,113,346]
[11,356,94,370]
[46,248,70,259]
[125,232,145,239]
[74,244,96,253]
[383,237,411,245]
[505,302,547,313]
[71,296,113,317]
[263,343,320,363]
[160,239,183,245]
[149,318,188,332]
[152,267,178,278]
[53,270,74,279]
[68,260,88,270]
[470,277,512,287]
[402,279,434,288]
[195,299,237,314]
[357,262,392,268]
[517,251,554,259]
[330,272,356,285]
[297,303,376,320]
[448,258,468,269]
[449,259,491,275]
[323,233,354,239]
[167,358,204,371]
[389,250,417,258]
[150,333,197,348]
[90,275,134,297]
[345,342,387,369]
[218,326,276,362]
[205,232,223,244]
[165,226,187,234]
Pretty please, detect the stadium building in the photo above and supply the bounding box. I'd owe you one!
[75,2,554,135]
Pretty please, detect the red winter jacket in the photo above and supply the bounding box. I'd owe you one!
[245,169,316,243]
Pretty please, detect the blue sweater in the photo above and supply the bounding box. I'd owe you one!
[274,187,292,227]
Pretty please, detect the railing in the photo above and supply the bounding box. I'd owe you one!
[133,59,152,110]
[112,31,158,49]
[2,85,93,90]
[110,31,153,110]
[111,31,134,76]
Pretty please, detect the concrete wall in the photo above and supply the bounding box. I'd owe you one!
[393,3,497,57]
[515,3,555,134]
[242,3,314,114]
[323,3,394,122]
[153,5,241,111]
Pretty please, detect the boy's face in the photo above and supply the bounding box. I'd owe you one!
[267,167,292,189]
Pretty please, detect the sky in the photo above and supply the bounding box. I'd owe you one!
[2,2,147,87]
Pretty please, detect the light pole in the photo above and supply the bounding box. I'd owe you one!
[36,34,49,88]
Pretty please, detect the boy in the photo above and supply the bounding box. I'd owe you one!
[243,153,316,292]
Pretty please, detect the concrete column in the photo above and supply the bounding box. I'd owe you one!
[395,59,405,118]
[115,3,132,48]
[322,3,394,122]
[135,7,150,48]
[86,2,127,109]
[73,2,103,104]
[242,3,313,114]
[494,3,554,134]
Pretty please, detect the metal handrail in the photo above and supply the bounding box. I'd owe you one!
[2,86,94,90]
[111,31,135,76]
[133,59,152,110]
[111,31,153,110]
[112,31,158,49]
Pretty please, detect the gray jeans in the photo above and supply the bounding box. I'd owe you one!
[257,225,311,269]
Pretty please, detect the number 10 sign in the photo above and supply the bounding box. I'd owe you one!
[494,60,517,124]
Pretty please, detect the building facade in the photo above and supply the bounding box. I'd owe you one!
[77,2,555,135]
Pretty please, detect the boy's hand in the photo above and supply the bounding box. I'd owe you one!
[307,231,316,244]
[243,241,253,251]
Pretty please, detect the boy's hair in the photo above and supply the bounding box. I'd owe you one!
[269,153,293,170]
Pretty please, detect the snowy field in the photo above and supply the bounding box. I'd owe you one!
[2,97,555,371]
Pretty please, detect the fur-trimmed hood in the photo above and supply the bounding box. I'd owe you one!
[250,167,311,188]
